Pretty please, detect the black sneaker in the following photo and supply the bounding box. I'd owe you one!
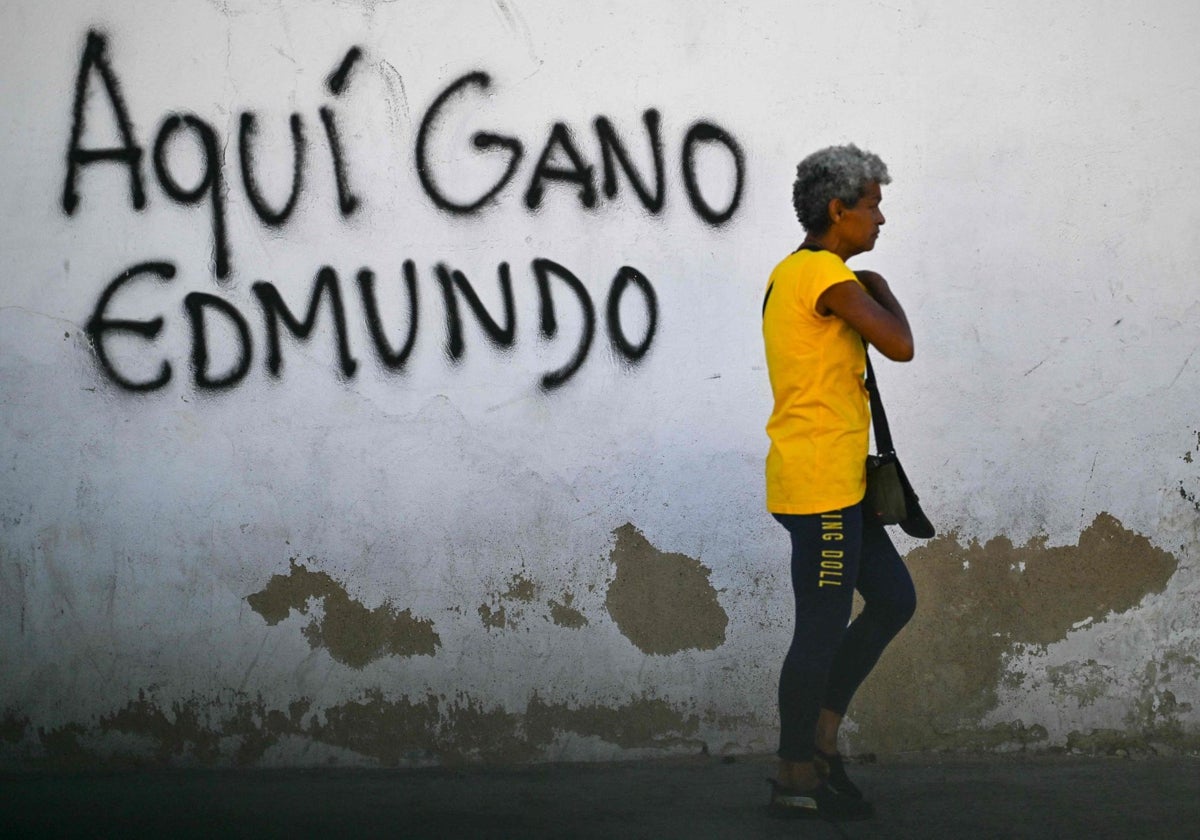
[815,749,864,800]
[766,778,875,821]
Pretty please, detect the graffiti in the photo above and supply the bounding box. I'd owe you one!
[61,31,146,214]
[436,262,517,360]
[358,263,419,371]
[184,291,252,390]
[597,110,664,212]
[326,46,363,95]
[85,258,657,392]
[319,106,361,217]
[85,261,175,392]
[238,114,304,227]
[152,115,230,279]
[63,33,361,281]
[533,258,594,389]
[681,122,744,225]
[63,30,746,394]
[416,71,744,221]
[605,266,657,362]
[253,270,358,379]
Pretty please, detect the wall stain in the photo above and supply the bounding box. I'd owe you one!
[35,723,89,763]
[604,523,728,655]
[523,693,700,750]
[478,572,540,632]
[1,711,30,744]
[223,697,312,766]
[99,690,222,763]
[1178,482,1200,513]
[1066,690,1200,758]
[7,689,702,769]
[850,513,1179,753]
[246,558,440,667]
[1046,660,1113,708]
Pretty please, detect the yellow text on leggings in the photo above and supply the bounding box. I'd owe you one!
[820,550,844,587]
[819,513,845,585]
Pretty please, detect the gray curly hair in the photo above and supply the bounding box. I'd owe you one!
[792,145,891,233]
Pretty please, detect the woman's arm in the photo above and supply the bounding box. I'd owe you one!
[817,271,914,361]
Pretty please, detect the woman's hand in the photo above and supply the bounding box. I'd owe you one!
[817,272,914,361]
[853,270,889,300]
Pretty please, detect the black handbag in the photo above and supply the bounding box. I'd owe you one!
[863,352,935,538]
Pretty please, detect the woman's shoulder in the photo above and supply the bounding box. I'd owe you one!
[770,249,851,286]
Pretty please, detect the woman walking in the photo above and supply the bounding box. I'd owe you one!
[761,145,917,821]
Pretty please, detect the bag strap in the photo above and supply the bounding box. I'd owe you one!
[864,349,895,457]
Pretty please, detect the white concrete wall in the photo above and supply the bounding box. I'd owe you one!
[3,0,1199,767]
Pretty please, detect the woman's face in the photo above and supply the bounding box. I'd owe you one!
[833,181,886,257]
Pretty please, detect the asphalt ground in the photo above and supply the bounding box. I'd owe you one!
[3,753,1198,839]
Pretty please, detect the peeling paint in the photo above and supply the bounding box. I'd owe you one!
[478,572,541,631]
[246,559,440,667]
[604,524,728,655]
[478,602,508,630]
[501,573,538,603]
[548,593,588,628]
[850,513,1179,752]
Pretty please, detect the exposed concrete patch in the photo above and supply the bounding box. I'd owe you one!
[850,513,1179,753]
[246,558,440,667]
[548,593,588,628]
[604,524,728,655]
[7,689,705,769]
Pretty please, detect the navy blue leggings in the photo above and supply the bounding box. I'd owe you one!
[774,504,916,762]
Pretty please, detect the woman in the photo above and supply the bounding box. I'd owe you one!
[761,145,917,821]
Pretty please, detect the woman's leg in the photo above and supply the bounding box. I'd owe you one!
[821,518,917,725]
[775,507,863,771]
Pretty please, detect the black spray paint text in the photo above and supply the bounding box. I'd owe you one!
[64,30,744,392]
[87,258,657,392]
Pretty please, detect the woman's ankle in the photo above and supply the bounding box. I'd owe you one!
[778,758,821,790]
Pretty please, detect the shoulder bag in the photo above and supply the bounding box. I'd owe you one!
[863,352,936,538]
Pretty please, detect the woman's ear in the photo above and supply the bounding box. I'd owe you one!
[827,197,846,225]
